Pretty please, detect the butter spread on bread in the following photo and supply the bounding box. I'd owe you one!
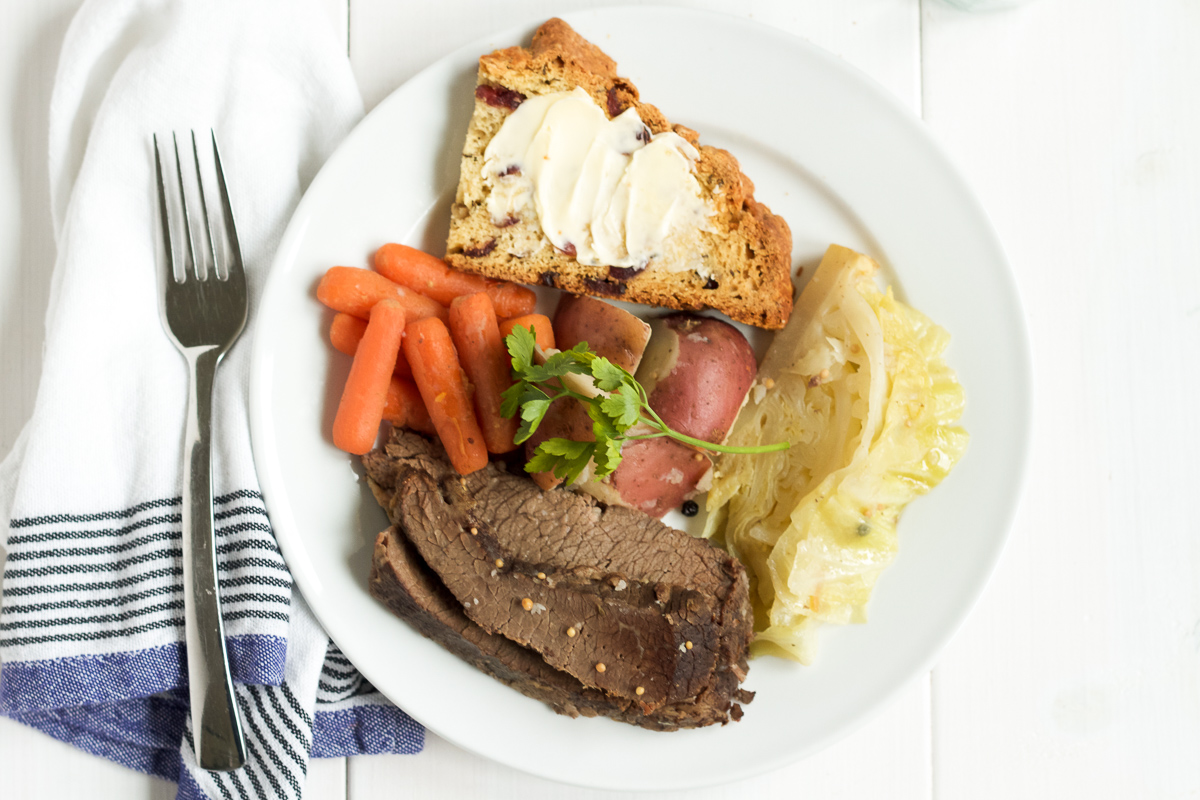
[446,18,794,329]
[482,87,711,276]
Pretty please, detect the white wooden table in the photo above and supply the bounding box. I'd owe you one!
[3,0,1199,796]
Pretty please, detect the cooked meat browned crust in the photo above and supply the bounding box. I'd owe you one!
[394,469,723,709]
[369,526,631,720]
[445,18,794,330]
[364,429,754,729]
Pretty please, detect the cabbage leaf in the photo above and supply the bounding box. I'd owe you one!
[705,245,968,663]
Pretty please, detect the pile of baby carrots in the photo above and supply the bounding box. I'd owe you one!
[318,243,555,475]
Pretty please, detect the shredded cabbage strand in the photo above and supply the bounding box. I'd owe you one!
[705,245,968,664]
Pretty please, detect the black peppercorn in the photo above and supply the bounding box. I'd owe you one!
[681,500,699,517]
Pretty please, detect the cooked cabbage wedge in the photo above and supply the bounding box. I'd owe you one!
[705,245,968,663]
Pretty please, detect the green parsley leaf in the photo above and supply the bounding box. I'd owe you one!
[567,341,594,358]
[585,403,625,478]
[523,349,589,384]
[586,401,620,439]
[595,435,624,478]
[506,324,536,376]
[599,384,641,429]
[499,381,525,420]
[514,392,552,444]
[589,357,627,393]
[527,438,595,485]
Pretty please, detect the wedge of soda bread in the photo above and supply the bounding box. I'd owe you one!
[445,18,794,329]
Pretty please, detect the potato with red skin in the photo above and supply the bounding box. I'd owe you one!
[525,296,651,489]
[598,314,756,517]
[523,304,757,517]
[609,438,712,518]
[636,314,757,444]
[552,294,650,372]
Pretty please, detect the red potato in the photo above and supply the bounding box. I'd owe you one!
[597,314,756,517]
[635,314,757,443]
[552,294,651,373]
[525,297,652,490]
[609,439,713,519]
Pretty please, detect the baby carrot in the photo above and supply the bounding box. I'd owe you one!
[486,282,537,318]
[373,243,537,318]
[403,316,489,475]
[329,312,412,379]
[398,378,434,434]
[375,243,491,304]
[329,312,367,356]
[382,377,434,434]
[449,293,519,454]
[317,266,447,324]
[499,314,555,353]
[332,300,406,455]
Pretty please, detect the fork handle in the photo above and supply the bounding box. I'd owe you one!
[181,346,247,771]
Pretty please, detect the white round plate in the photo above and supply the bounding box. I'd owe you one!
[250,7,1031,791]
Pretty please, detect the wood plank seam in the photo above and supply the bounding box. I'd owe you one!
[917,6,934,800]
[918,0,928,119]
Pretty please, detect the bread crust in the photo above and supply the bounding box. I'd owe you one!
[446,18,794,329]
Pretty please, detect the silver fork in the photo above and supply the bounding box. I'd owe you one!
[154,130,248,772]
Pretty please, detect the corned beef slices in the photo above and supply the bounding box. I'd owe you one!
[363,429,754,730]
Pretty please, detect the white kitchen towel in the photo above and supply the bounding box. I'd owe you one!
[0,0,423,796]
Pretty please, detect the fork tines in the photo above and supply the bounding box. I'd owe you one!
[153,129,244,286]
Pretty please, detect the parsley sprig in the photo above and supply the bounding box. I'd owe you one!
[499,325,789,485]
